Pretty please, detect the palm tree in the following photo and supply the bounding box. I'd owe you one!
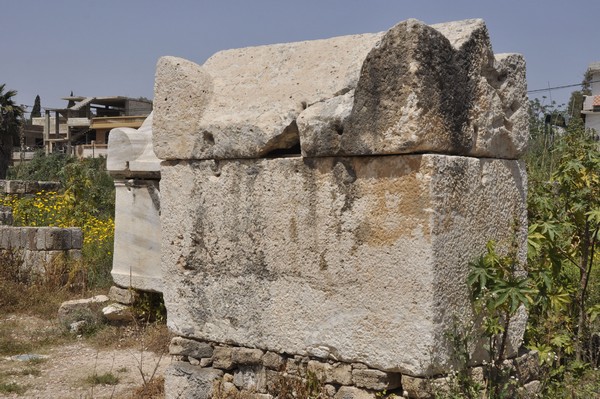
[0,84,24,178]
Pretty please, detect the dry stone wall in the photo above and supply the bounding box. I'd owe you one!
[0,226,82,280]
[153,18,529,398]
[0,179,61,195]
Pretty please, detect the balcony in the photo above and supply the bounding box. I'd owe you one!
[90,115,148,130]
[67,118,91,127]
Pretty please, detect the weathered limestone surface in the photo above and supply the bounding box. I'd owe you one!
[0,179,61,195]
[154,19,526,161]
[165,362,223,399]
[57,295,110,325]
[161,154,527,376]
[110,179,162,292]
[338,19,527,159]
[107,113,160,177]
[153,32,381,160]
[108,285,137,305]
[169,337,214,360]
[334,386,377,399]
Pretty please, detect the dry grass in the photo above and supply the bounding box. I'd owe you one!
[85,371,120,386]
[121,376,165,399]
[86,321,172,353]
[0,249,103,320]
[0,316,68,356]
[0,381,28,395]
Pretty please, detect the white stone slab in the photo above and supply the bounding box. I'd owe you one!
[111,179,162,292]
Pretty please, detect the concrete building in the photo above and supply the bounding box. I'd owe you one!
[582,62,600,140]
[31,96,152,158]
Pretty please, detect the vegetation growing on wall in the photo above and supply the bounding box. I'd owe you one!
[2,153,115,289]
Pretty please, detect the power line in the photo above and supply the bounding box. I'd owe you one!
[528,80,600,94]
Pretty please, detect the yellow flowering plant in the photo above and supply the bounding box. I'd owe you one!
[1,190,115,287]
[2,154,116,288]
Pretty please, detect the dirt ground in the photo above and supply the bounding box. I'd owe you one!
[0,314,171,399]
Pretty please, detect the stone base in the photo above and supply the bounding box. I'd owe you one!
[166,338,403,399]
[165,338,542,399]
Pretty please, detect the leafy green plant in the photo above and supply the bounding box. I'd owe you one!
[526,116,600,366]
[0,84,24,179]
[61,307,106,337]
[8,151,70,182]
[469,241,536,361]
[133,291,167,323]
[467,241,536,398]
[525,87,600,396]
[439,318,484,399]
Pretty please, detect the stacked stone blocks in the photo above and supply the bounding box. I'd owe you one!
[0,226,82,280]
[0,179,61,195]
[165,337,541,398]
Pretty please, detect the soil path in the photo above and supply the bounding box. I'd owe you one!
[0,315,170,399]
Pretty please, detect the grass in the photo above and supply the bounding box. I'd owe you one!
[85,321,171,352]
[9,366,42,377]
[86,371,120,386]
[0,365,39,396]
[0,381,28,395]
[0,249,89,319]
[544,369,600,398]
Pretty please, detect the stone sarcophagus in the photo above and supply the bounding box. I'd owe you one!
[155,18,528,396]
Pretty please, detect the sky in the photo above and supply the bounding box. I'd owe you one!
[1,0,598,116]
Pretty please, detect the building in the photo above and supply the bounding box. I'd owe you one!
[31,95,152,158]
[582,62,600,140]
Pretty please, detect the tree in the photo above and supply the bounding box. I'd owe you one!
[30,95,41,119]
[566,70,592,122]
[0,84,24,178]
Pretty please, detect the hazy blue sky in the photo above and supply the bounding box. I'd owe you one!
[1,0,598,115]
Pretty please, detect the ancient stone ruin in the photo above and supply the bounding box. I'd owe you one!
[111,18,530,398]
